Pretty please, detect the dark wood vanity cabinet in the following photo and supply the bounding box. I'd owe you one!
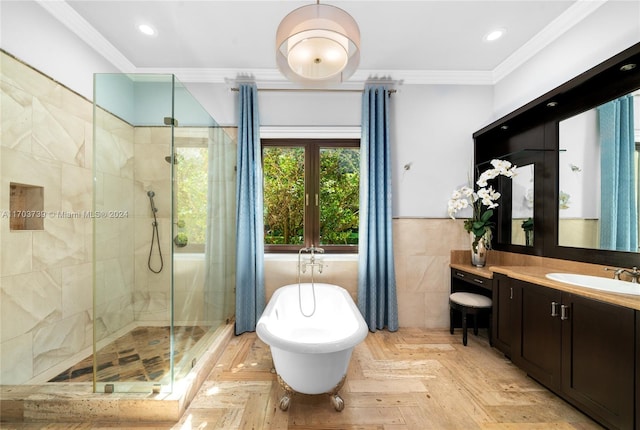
[511,280,563,390]
[560,293,635,430]
[450,268,492,295]
[498,277,636,429]
[491,273,513,356]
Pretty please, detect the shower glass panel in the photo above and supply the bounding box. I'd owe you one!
[93,74,236,394]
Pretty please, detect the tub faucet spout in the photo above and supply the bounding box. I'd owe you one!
[309,245,324,255]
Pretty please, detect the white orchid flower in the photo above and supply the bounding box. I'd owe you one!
[460,186,474,197]
[476,169,498,187]
[447,159,515,227]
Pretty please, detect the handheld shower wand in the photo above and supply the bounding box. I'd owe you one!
[147,190,158,213]
[146,190,163,273]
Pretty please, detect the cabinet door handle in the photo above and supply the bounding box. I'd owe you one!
[473,278,484,285]
[456,272,465,278]
[551,301,559,317]
[560,304,570,321]
[509,287,513,300]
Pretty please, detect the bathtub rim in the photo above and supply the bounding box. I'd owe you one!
[256,283,368,354]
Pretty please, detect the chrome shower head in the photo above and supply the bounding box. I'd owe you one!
[165,154,179,164]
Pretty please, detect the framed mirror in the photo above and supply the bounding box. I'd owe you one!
[483,147,545,255]
[511,164,535,247]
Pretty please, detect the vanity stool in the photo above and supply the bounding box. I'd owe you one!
[449,292,492,346]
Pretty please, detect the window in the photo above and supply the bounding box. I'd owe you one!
[262,139,360,253]
[175,143,208,253]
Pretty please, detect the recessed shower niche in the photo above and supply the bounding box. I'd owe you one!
[9,182,44,231]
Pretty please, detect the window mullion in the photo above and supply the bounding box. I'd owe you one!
[307,143,320,247]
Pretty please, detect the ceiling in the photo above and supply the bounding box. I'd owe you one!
[38,0,608,85]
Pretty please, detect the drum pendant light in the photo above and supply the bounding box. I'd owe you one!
[276,1,360,84]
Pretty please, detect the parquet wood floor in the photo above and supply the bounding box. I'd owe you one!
[3,328,604,429]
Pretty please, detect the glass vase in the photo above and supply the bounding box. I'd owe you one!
[470,233,488,267]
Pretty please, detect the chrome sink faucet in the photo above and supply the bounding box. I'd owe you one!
[605,266,640,283]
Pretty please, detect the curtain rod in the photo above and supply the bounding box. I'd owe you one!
[230,87,396,94]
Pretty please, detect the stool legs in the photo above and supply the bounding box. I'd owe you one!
[449,302,491,346]
[449,307,454,335]
[461,309,468,346]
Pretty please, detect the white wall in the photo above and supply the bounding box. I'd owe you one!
[0,0,119,99]
[558,109,600,219]
[492,0,640,122]
[391,85,493,217]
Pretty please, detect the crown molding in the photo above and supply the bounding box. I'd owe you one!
[492,0,608,83]
[36,0,136,73]
[40,0,605,87]
[139,67,494,86]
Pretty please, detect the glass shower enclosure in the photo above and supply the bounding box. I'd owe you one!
[93,74,235,393]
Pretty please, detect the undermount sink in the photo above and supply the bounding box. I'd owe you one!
[546,273,640,296]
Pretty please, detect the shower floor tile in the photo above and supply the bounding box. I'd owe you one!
[48,326,206,383]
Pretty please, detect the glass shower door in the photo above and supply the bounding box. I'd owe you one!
[170,78,236,386]
[92,73,236,394]
[93,73,175,394]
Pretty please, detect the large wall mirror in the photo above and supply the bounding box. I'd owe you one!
[474,42,640,266]
[558,92,639,253]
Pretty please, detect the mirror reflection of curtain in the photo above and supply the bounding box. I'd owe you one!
[598,95,638,252]
[204,127,237,325]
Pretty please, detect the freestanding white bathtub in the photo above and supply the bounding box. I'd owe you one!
[256,283,368,411]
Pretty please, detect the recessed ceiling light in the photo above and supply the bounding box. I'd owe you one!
[138,24,156,36]
[484,28,506,42]
[620,63,637,72]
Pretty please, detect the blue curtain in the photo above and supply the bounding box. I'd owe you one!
[598,95,638,252]
[235,83,265,334]
[358,84,398,332]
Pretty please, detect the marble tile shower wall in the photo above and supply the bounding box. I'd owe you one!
[0,52,176,385]
[93,106,136,346]
[1,52,95,384]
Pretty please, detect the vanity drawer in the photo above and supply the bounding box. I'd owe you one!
[451,269,492,291]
